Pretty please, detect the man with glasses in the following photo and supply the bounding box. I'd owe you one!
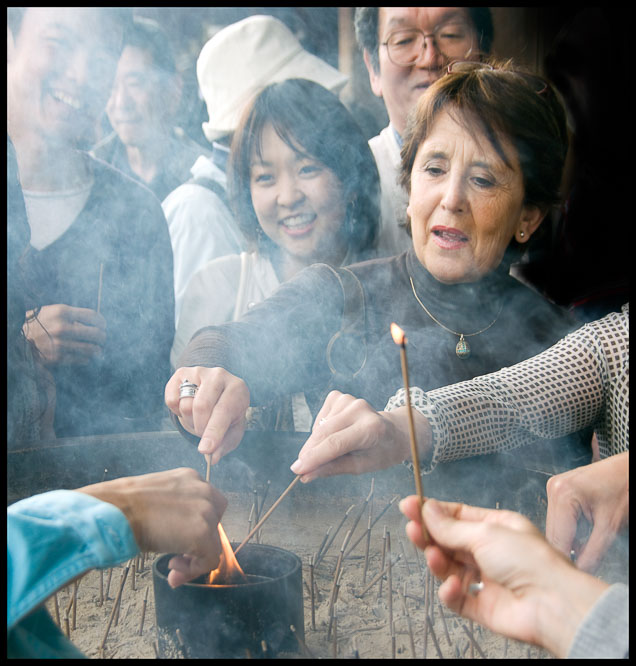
[354,7,493,256]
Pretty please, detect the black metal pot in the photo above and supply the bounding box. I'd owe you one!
[152,543,304,659]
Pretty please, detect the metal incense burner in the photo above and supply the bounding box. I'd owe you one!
[152,543,303,659]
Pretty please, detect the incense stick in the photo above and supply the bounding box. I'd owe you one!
[356,554,401,598]
[290,625,316,658]
[387,532,394,649]
[378,525,387,598]
[53,592,61,626]
[362,511,372,584]
[315,504,354,568]
[138,587,149,636]
[100,563,130,650]
[309,556,316,631]
[461,622,486,659]
[205,454,211,483]
[427,615,444,659]
[234,475,301,555]
[345,495,399,558]
[400,584,416,658]
[391,324,426,534]
[96,262,104,314]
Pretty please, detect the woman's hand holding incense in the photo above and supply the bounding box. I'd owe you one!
[545,451,629,573]
[23,304,106,365]
[290,390,430,481]
[165,366,250,465]
[399,496,609,658]
[77,468,227,588]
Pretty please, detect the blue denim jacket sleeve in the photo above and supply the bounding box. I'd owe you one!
[7,490,139,629]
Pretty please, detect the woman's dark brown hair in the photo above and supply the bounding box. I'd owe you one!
[400,58,569,224]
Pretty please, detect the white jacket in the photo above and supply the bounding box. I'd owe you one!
[162,155,246,326]
[369,125,413,257]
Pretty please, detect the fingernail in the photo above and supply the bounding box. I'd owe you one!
[424,498,440,516]
[290,460,301,473]
[398,498,407,514]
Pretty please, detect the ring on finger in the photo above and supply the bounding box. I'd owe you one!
[179,379,198,400]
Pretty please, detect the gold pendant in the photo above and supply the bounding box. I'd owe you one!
[456,334,471,359]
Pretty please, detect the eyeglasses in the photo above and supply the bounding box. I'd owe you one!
[447,61,549,96]
[381,22,476,67]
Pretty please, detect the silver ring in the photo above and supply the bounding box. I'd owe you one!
[318,417,328,426]
[468,581,484,595]
[179,379,198,400]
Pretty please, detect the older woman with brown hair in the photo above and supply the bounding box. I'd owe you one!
[166,59,580,466]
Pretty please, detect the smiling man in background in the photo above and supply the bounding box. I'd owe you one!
[92,16,209,202]
[354,7,493,256]
[7,7,175,439]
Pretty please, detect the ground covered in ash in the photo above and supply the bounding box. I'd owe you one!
[45,487,627,659]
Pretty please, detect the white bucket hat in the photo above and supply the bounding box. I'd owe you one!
[197,14,349,142]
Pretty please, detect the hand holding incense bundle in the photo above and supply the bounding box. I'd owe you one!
[390,323,428,540]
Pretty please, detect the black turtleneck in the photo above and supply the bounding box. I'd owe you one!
[180,247,579,416]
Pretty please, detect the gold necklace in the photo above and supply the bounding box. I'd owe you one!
[409,276,503,359]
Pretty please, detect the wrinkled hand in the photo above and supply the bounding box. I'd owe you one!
[545,451,629,573]
[290,391,421,482]
[77,468,227,588]
[400,496,608,657]
[23,304,106,365]
[165,366,250,465]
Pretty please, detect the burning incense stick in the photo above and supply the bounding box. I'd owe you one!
[390,323,426,531]
[234,475,301,555]
[96,262,104,314]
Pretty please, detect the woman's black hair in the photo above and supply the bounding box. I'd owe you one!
[228,78,380,261]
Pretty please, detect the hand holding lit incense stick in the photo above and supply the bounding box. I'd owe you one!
[391,323,428,540]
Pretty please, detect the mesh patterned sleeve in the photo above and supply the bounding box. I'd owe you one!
[386,305,629,473]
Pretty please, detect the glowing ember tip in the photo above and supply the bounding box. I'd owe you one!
[390,322,406,346]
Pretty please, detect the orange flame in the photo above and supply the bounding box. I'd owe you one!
[390,322,406,346]
[207,524,247,585]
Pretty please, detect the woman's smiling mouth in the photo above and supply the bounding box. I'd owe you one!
[280,214,316,236]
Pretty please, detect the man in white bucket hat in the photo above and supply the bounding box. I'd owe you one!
[163,14,348,329]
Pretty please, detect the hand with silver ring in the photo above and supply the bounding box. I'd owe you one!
[165,366,250,466]
[399,496,610,658]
